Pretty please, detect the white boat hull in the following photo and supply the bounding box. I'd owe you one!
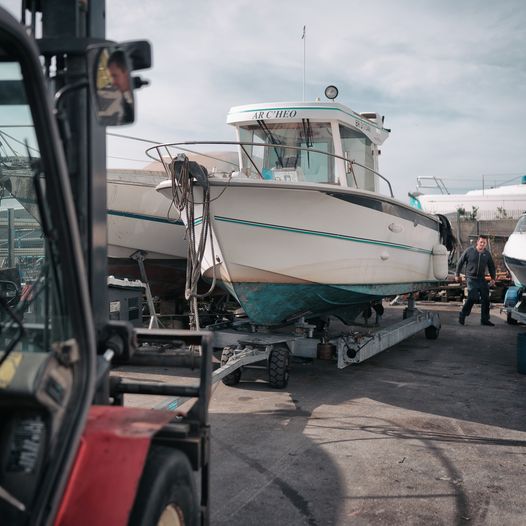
[503,232,526,287]
[159,179,447,325]
[107,171,187,260]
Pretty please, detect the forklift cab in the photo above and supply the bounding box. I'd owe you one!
[0,8,96,524]
[0,6,211,526]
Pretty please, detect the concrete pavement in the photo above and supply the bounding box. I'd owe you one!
[208,303,526,525]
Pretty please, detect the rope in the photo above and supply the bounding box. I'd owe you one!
[168,154,218,329]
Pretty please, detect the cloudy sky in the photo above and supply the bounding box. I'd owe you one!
[2,0,526,201]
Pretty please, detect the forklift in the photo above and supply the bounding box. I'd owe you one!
[0,2,211,525]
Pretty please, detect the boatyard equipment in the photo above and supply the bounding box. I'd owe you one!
[503,286,525,325]
[0,3,211,525]
[203,296,441,387]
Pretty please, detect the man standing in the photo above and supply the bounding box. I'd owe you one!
[455,235,496,326]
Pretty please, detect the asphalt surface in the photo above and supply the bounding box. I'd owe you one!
[122,302,526,525]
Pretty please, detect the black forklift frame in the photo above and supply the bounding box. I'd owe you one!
[0,5,96,524]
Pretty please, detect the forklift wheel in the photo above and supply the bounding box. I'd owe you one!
[129,446,198,526]
[425,325,440,340]
[268,345,290,389]
[221,346,242,386]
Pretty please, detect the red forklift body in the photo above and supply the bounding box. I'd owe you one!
[54,406,175,526]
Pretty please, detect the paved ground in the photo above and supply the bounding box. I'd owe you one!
[121,302,526,525]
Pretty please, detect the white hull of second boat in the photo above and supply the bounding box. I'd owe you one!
[107,170,187,260]
[503,216,526,286]
[159,178,447,325]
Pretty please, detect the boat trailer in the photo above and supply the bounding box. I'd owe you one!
[503,285,526,325]
[141,297,441,415]
[208,296,441,388]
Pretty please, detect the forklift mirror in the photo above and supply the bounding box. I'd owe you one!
[118,40,152,71]
[92,46,135,126]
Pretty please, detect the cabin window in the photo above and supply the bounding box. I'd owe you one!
[238,122,335,183]
[339,125,375,191]
[238,127,264,177]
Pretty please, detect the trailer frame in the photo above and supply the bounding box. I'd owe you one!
[207,296,441,387]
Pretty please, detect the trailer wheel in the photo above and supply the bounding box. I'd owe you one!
[507,312,518,325]
[425,325,439,340]
[129,446,198,526]
[221,346,241,386]
[268,345,290,388]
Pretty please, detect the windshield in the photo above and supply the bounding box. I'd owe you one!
[238,121,335,184]
[0,61,69,359]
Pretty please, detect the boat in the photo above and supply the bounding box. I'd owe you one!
[106,158,236,299]
[152,91,452,326]
[105,168,187,299]
[107,154,238,260]
[409,175,526,219]
[503,213,526,286]
[107,168,187,260]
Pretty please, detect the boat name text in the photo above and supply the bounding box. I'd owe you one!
[251,110,297,120]
[354,119,371,133]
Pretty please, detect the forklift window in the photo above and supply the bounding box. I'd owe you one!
[0,60,70,358]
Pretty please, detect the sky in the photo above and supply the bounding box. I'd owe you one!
[2,0,526,202]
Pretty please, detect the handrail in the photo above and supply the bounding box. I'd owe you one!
[416,176,450,195]
[146,140,394,198]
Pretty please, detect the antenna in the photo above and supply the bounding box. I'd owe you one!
[302,25,306,101]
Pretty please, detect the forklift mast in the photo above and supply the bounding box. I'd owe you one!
[37,0,110,337]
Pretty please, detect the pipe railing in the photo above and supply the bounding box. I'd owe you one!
[146,140,394,198]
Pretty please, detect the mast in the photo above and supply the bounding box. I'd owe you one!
[302,25,306,101]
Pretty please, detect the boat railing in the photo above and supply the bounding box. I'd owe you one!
[146,141,394,198]
[416,176,450,195]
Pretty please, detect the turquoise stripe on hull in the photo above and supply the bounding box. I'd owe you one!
[220,281,440,326]
[108,209,184,226]
[210,216,431,255]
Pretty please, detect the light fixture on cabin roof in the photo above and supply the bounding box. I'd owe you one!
[324,85,339,100]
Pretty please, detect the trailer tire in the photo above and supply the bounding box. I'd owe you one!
[221,346,241,386]
[129,446,198,526]
[507,312,518,325]
[268,345,290,388]
[425,325,439,340]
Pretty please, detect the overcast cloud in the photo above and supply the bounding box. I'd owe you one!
[2,0,525,200]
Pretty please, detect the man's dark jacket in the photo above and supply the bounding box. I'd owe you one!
[455,246,496,280]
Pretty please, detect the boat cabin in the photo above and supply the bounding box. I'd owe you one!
[227,100,390,192]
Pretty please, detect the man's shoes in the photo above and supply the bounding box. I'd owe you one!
[481,320,495,326]
[458,314,465,325]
